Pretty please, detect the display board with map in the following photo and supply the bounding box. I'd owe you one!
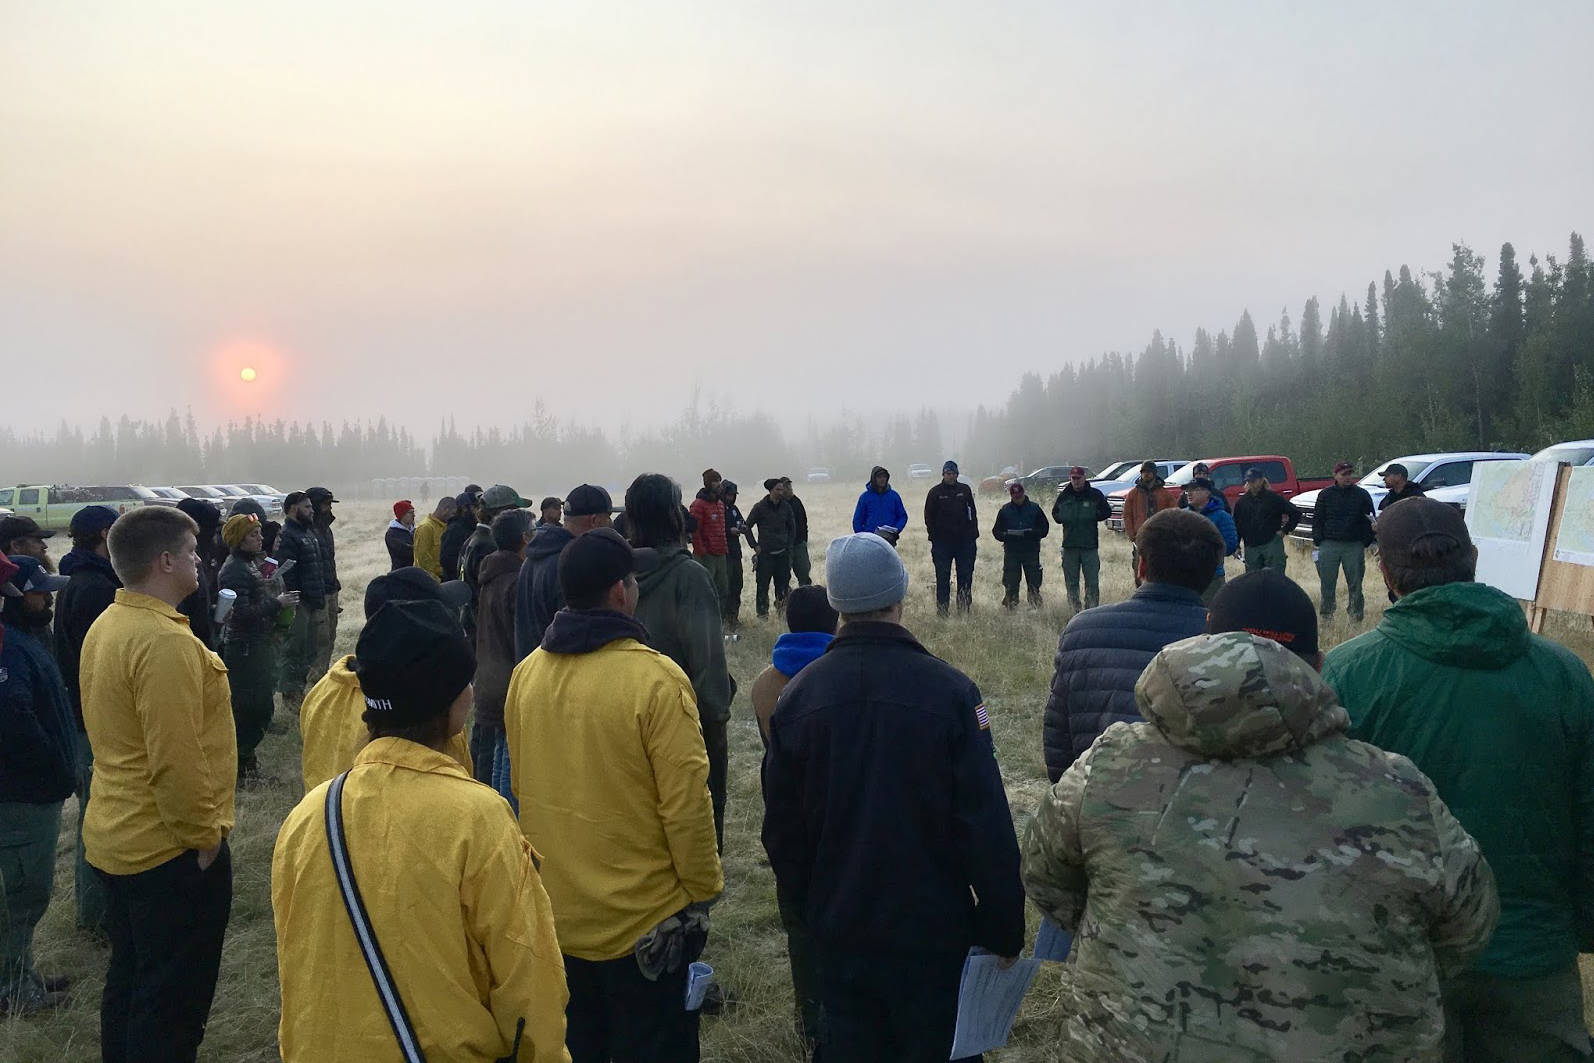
[1530,465,1594,632]
[1466,460,1558,602]
[1551,468,1594,568]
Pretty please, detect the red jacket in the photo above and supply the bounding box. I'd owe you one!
[689,495,728,556]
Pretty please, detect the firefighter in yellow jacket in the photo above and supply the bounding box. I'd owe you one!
[272,597,570,1062]
[81,506,236,1063]
[505,528,723,1061]
[299,567,474,789]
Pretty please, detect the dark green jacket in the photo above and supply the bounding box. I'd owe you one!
[1324,581,1594,978]
[1050,485,1111,551]
[634,545,733,723]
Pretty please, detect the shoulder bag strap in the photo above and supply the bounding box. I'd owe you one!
[325,770,428,1063]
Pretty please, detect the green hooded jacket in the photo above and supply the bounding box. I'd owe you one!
[1324,580,1594,979]
[634,544,733,724]
[1022,632,1498,1062]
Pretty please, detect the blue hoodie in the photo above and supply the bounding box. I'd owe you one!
[1199,496,1239,578]
[852,467,910,535]
[772,630,835,678]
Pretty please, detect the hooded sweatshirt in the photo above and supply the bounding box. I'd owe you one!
[506,608,722,961]
[55,546,121,727]
[1022,632,1498,1063]
[851,467,910,535]
[385,519,414,570]
[751,631,834,743]
[513,524,575,662]
[1325,580,1594,979]
[633,545,732,724]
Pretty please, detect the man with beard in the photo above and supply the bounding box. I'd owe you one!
[1,555,75,1014]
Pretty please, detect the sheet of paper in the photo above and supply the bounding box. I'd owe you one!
[949,953,1040,1058]
[1034,917,1072,962]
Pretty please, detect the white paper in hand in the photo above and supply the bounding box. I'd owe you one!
[948,952,1039,1058]
[1034,917,1072,962]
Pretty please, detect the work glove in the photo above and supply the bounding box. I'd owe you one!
[635,901,712,981]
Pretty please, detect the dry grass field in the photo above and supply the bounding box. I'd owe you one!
[8,483,1594,1061]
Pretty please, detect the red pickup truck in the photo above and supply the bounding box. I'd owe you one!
[1107,456,1334,531]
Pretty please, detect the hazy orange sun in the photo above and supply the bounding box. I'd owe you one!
[240,367,257,383]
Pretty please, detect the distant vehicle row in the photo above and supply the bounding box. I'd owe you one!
[1106,457,1334,531]
[0,483,286,531]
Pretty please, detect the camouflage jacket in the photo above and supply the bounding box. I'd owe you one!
[1020,632,1498,1063]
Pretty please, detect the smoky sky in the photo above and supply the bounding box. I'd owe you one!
[3,1,1591,438]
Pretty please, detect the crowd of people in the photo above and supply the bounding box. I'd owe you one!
[3,464,1594,1063]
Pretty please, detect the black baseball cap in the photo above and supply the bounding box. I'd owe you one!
[306,486,339,504]
[1206,570,1319,660]
[1244,466,1265,482]
[69,505,119,537]
[564,484,622,517]
[363,566,472,619]
[0,515,55,543]
[354,599,476,726]
[1383,464,1409,479]
[282,491,309,510]
[558,527,657,603]
[1377,496,1471,571]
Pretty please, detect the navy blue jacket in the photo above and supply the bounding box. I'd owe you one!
[992,498,1050,551]
[54,547,120,729]
[762,622,1026,958]
[1041,582,1209,783]
[513,524,574,662]
[0,626,78,804]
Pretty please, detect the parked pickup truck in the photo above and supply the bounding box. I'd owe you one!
[1108,456,1333,532]
[1290,451,1529,542]
[0,484,166,532]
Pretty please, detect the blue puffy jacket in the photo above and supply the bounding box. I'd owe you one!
[1040,582,1209,782]
[1199,497,1239,580]
[852,467,910,536]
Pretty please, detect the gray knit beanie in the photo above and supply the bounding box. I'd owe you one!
[825,533,909,614]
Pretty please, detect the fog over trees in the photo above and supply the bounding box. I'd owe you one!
[4,233,1591,492]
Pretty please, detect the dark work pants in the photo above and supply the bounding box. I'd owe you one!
[74,734,110,933]
[776,884,823,1050]
[723,555,744,628]
[756,551,792,618]
[0,800,64,1001]
[469,717,497,784]
[221,638,275,765]
[817,945,975,1063]
[97,843,232,1063]
[1001,546,1042,607]
[791,541,813,587]
[565,952,699,1063]
[702,716,728,853]
[931,541,976,614]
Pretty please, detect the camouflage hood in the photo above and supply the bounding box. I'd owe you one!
[1135,632,1348,759]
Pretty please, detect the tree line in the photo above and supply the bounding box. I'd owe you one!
[962,232,1594,477]
[6,232,1590,493]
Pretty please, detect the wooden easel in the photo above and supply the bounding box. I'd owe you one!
[1527,463,1594,635]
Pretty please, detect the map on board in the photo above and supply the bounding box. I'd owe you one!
[1552,467,1594,568]
[1466,460,1558,601]
[1468,460,1552,544]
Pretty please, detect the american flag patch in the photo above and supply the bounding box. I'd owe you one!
[974,703,990,730]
